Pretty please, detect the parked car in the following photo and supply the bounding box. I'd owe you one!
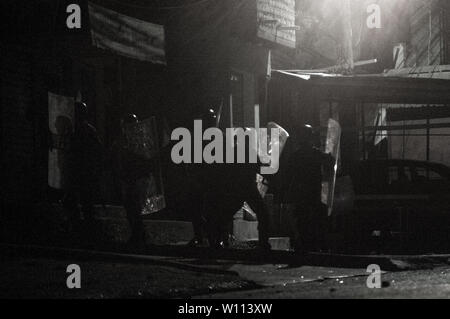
[333,159,450,253]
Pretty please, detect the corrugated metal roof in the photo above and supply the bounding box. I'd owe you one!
[272,68,450,104]
[384,65,450,80]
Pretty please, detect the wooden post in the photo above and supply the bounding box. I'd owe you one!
[341,0,354,71]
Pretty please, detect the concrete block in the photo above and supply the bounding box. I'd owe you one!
[268,237,291,251]
[233,220,259,241]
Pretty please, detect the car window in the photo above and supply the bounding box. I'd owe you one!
[411,165,446,181]
[387,165,413,193]
[427,169,446,181]
[389,165,414,183]
[388,166,398,184]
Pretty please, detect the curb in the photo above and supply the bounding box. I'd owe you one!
[0,243,240,276]
[2,243,450,272]
[308,252,450,271]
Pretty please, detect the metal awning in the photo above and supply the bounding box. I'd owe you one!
[272,70,450,104]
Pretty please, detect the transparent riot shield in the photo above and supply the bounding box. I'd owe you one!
[267,122,290,160]
[257,122,289,196]
[258,123,289,169]
[48,92,75,190]
[123,117,166,215]
[321,119,342,216]
[123,118,159,160]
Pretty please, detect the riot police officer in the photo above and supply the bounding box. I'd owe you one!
[199,109,270,250]
[113,114,153,250]
[64,102,103,230]
[283,124,333,253]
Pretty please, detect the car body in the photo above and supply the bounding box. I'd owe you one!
[333,159,450,253]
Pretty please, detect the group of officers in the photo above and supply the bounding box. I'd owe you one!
[59,102,333,254]
[60,102,148,249]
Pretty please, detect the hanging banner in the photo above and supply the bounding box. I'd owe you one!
[257,0,296,48]
[48,92,75,190]
[88,2,166,64]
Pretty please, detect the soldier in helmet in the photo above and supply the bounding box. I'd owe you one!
[113,114,153,250]
[64,102,103,231]
[283,124,333,253]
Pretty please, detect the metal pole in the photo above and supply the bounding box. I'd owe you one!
[361,103,366,160]
[329,101,333,119]
[229,94,233,128]
[426,105,430,162]
[118,57,123,111]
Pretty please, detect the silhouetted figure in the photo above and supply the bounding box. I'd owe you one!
[283,125,332,253]
[186,109,218,247]
[201,113,270,250]
[211,159,270,251]
[64,102,103,230]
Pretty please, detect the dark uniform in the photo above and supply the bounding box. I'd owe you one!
[202,133,270,250]
[64,102,103,228]
[283,125,332,253]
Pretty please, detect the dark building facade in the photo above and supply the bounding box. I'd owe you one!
[1,0,170,214]
[3,0,450,220]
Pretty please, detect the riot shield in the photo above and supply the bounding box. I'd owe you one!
[258,122,289,169]
[257,122,289,196]
[123,118,159,160]
[267,122,289,158]
[123,117,166,215]
[321,119,342,216]
[48,92,74,190]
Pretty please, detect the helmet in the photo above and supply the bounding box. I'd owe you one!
[201,108,217,128]
[75,102,88,121]
[122,113,139,125]
[297,124,313,144]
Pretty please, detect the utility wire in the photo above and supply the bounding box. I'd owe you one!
[101,0,213,10]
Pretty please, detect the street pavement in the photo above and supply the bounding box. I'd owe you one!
[3,205,450,299]
[199,266,450,299]
[3,243,450,299]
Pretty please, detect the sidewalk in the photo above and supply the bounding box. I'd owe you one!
[3,204,450,272]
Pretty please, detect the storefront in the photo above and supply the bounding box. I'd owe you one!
[265,68,450,247]
[1,1,169,212]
